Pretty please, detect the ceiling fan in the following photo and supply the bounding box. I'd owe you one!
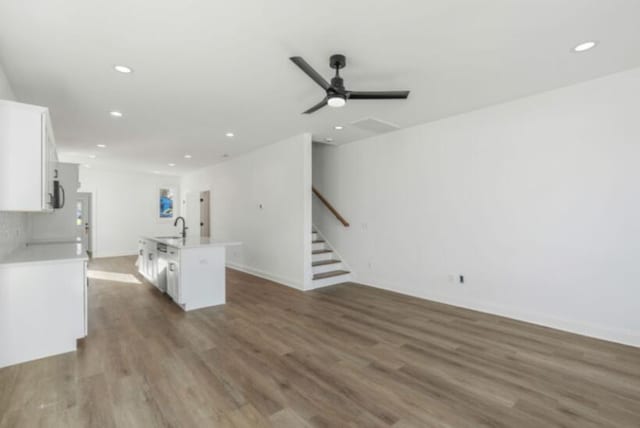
[290,54,410,114]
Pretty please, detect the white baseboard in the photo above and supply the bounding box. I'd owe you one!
[226,262,304,291]
[354,278,640,348]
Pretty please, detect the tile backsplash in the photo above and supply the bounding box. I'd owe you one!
[0,212,27,259]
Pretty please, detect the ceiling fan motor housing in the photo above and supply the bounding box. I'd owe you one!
[330,76,345,92]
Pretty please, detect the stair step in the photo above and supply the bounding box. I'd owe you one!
[313,270,350,281]
[312,249,332,255]
[312,259,341,267]
[312,240,325,244]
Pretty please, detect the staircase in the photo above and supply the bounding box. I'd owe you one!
[311,229,351,288]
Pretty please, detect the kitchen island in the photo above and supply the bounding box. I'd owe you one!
[138,236,241,311]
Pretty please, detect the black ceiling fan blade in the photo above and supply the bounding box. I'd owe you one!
[290,57,331,91]
[348,90,410,100]
[303,98,328,114]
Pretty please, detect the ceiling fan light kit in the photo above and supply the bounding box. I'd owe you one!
[328,94,346,108]
[290,54,410,114]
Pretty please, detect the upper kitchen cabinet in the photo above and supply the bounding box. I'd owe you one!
[0,100,59,212]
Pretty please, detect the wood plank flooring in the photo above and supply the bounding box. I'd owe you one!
[1,255,639,427]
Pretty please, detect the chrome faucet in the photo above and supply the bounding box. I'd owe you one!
[174,216,188,239]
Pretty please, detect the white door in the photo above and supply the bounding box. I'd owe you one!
[185,192,200,238]
[76,192,92,253]
[200,190,211,237]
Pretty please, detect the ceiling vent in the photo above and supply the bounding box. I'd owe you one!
[350,117,400,134]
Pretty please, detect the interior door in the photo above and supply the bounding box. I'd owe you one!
[76,192,92,253]
[185,192,200,237]
[200,190,211,237]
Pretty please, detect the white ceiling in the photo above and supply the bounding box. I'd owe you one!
[1,0,640,175]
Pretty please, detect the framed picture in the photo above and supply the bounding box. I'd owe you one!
[159,187,174,219]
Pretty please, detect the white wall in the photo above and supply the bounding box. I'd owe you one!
[181,134,312,290]
[0,64,14,100]
[28,163,79,243]
[0,62,28,260]
[0,212,27,260]
[313,67,640,347]
[78,167,181,257]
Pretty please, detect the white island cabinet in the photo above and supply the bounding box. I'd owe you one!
[138,237,240,311]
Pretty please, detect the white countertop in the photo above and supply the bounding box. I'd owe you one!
[0,242,89,267]
[143,236,242,249]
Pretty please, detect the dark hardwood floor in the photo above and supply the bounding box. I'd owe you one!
[1,256,639,427]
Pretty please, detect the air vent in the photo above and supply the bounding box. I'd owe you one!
[350,117,400,134]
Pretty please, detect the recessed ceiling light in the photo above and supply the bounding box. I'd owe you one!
[96,144,107,148]
[325,137,334,143]
[110,111,123,118]
[225,132,234,138]
[184,154,192,159]
[168,163,176,167]
[83,164,91,168]
[88,154,96,159]
[334,125,344,130]
[114,65,133,73]
[573,41,597,52]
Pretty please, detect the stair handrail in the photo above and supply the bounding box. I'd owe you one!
[312,187,350,227]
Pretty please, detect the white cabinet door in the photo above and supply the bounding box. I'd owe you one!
[83,260,88,337]
[136,240,144,272]
[147,246,158,287]
[146,249,154,283]
[143,241,151,278]
[166,247,181,303]
[138,240,146,276]
[140,240,161,289]
[167,260,180,303]
[0,259,86,368]
[156,252,168,292]
[43,115,57,210]
[0,101,57,211]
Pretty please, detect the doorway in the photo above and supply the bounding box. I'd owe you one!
[185,190,211,238]
[200,190,211,237]
[76,192,92,254]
